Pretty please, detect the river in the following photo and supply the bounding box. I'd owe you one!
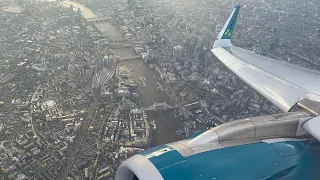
[39,0,98,19]
[60,0,98,19]
[96,22,184,145]
[57,0,184,145]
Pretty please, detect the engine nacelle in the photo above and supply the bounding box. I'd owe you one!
[115,112,316,180]
[116,154,164,180]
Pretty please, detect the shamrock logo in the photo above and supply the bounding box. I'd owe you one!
[224,29,232,37]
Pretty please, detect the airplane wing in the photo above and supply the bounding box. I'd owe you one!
[212,46,320,112]
[212,5,320,140]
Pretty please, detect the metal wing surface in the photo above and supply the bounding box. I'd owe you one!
[212,46,320,112]
[212,5,320,141]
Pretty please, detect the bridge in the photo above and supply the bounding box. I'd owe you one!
[144,102,176,111]
[109,44,131,49]
[118,55,141,61]
[109,40,127,43]
[109,41,132,49]
[87,17,114,23]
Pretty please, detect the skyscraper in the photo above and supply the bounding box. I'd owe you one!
[173,45,182,61]
[205,52,213,66]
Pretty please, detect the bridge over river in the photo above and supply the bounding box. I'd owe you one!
[144,102,177,111]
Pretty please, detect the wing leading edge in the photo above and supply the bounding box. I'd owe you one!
[211,6,320,112]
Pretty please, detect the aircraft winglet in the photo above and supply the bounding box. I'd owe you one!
[213,5,240,48]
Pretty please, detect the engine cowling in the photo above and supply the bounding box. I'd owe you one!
[115,154,164,180]
[115,144,198,180]
[116,112,316,180]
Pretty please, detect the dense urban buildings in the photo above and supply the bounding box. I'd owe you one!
[0,0,319,179]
